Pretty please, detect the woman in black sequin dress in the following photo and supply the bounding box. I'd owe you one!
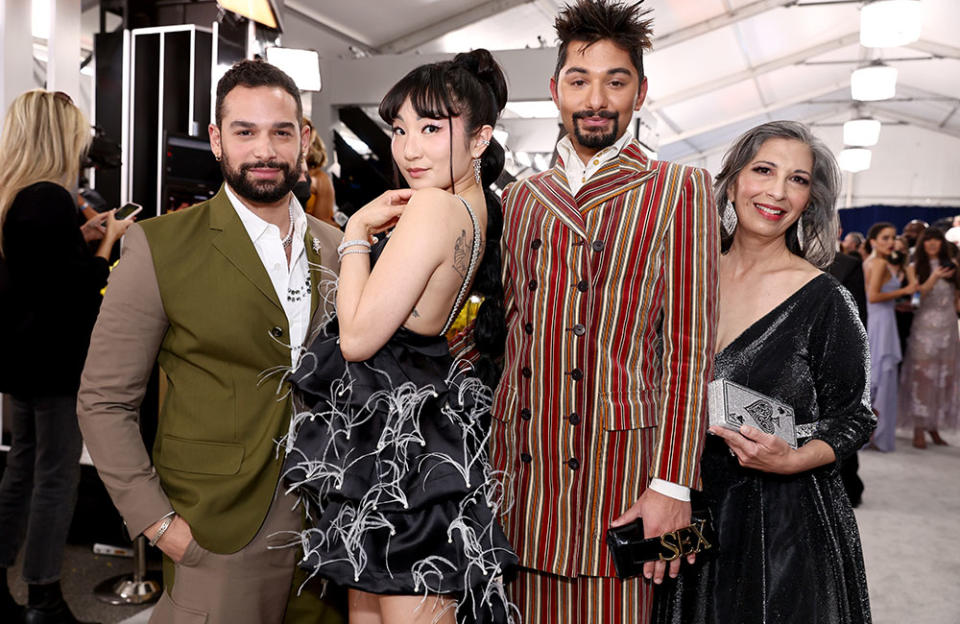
[654,121,875,624]
[281,50,518,624]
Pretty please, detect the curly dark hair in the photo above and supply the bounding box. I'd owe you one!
[554,0,653,89]
[215,59,301,127]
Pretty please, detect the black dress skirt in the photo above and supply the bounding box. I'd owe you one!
[653,274,876,624]
[282,239,517,624]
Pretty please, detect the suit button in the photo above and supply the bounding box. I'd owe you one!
[568,458,580,470]
[528,280,538,291]
[270,326,284,338]
[570,368,584,381]
[572,323,586,336]
[524,322,534,335]
[592,240,605,252]
[521,453,533,463]
[531,238,542,250]
[569,413,581,425]
[577,280,589,293]
[520,408,532,421]
[522,366,532,378]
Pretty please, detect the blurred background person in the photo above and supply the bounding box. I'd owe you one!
[899,227,960,448]
[864,222,916,451]
[841,231,866,260]
[828,221,867,506]
[893,234,916,354]
[300,117,337,227]
[0,89,133,623]
[903,219,928,265]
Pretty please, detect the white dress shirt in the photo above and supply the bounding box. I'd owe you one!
[556,129,635,196]
[555,131,690,503]
[224,185,311,368]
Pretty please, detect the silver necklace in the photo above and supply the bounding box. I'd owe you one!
[281,202,295,248]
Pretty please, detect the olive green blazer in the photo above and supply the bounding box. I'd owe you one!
[78,186,342,553]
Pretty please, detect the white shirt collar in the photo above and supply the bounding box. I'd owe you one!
[556,130,635,196]
[223,184,307,245]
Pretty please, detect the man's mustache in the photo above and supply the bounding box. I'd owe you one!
[239,160,292,174]
[572,110,618,121]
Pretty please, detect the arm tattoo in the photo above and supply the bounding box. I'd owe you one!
[453,229,468,278]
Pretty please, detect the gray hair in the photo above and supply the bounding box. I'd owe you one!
[715,120,841,268]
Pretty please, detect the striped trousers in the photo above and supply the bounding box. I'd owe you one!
[510,567,651,623]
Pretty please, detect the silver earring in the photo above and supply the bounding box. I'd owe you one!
[473,158,482,184]
[796,214,806,251]
[479,138,491,146]
[722,200,738,234]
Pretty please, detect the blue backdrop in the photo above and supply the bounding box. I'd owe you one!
[838,205,960,237]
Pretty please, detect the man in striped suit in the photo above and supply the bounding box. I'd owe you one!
[490,1,719,620]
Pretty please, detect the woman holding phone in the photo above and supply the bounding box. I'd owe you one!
[0,89,134,623]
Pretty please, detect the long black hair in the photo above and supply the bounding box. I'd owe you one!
[378,49,508,388]
[915,227,960,288]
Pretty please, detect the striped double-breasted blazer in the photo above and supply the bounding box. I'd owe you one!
[489,140,719,577]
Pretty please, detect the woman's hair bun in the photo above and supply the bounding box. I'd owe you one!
[452,49,508,112]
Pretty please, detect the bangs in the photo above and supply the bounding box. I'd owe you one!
[378,63,462,124]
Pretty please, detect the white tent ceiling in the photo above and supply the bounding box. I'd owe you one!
[280,0,960,207]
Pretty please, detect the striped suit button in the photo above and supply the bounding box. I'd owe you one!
[520,408,532,421]
[522,366,532,378]
[570,368,584,381]
[592,240,605,252]
[567,458,580,470]
[572,323,586,336]
[524,322,534,335]
[531,238,542,250]
[576,280,589,292]
[520,453,533,463]
[569,413,581,425]
[528,280,538,291]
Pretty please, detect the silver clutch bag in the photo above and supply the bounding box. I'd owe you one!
[707,379,798,448]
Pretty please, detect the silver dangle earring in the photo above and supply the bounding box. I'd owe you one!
[473,158,482,184]
[722,200,738,234]
[796,214,806,251]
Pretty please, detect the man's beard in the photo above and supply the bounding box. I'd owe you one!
[221,154,300,204]
[571,109,620,150]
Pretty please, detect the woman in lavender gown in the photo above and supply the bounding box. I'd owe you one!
[898,226,960,448]
[863,222,915,451]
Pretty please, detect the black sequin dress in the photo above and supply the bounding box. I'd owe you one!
[653,274,876,624]
[281,197,518,624]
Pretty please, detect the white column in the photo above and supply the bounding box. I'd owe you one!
[47,0,81,107]
[0,0,34,115]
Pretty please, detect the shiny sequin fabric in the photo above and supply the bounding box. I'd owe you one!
[898,262,960,431]
[653,274,876,624]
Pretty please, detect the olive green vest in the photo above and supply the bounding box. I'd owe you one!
[141,187,330,554]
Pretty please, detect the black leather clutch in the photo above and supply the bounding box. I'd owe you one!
[605,510,716,579]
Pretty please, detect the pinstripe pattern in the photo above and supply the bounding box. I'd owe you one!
[490,141,719,582]
[510,567,651,623]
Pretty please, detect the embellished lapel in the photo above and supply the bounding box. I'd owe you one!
[208,186,283,312]
[304,228,323,323]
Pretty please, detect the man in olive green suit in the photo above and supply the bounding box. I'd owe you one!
[78,60,343,623]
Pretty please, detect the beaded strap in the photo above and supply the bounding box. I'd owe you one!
[440,196,481,336]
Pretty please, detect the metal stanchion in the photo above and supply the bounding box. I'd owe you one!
[94,536,163,605]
